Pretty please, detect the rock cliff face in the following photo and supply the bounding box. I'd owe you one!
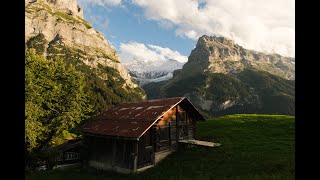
[182,35,295,80]
[143,35,295,116]
[26,0,83,17]
[25,0,145,112]
[25,0,139,89]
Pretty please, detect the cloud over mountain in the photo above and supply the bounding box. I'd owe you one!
[132,0,295,57]
[119,42,188,63]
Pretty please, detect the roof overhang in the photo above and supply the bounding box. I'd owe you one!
[83,132,139,141]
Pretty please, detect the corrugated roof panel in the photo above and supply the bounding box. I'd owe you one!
[82,119,154,138]
[82,97,204,139]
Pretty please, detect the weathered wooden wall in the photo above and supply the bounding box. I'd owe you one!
[154,104,196,152]
[85,136,134,170]
[137,130,153,168]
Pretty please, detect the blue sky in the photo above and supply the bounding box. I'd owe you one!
[78,1,196,62]
[78,0,294,62]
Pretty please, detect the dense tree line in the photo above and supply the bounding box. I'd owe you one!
[25,48,93,170]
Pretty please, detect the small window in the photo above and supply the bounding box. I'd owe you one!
[64,152,80,160]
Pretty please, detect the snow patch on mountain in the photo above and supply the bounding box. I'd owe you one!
[123,58,185,86]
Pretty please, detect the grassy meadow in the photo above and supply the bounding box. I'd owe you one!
[26,114,295,180]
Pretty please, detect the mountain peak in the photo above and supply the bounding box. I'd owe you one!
[184,34,295,80]
[197,35,235,48]
[26,0,83,18]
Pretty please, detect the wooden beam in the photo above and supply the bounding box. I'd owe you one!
[83,133,138,141]
[94,136,97,160]
[176,105,178,141]
[133,141,138,172]
[122,141,126,161]
[151,127,156,164]
[169,122,171,146]
[178,139,221,147]
[186,111,189,138]
[193,121,196,138]
[152,124,156,152]
[112,139,116,166]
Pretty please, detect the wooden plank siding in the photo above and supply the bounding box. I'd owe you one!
[153,104,196,153]
[85,135,134,169]
[82,97,205,173]
[137,130,153,168]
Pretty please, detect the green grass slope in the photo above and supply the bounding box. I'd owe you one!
[26,114,295,180]
[144,68,295,116]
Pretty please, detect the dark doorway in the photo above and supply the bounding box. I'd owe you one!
[137,130,153,168]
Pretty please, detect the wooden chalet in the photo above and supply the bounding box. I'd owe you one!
[35,139,83,171]
[81,97,205,173]
[53,139,82,165]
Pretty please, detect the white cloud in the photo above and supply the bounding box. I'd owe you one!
[79,0,122,7]
[184,30,198,39]
[119,42,188,63]
[132,0,295,57]
[148,45,188,63]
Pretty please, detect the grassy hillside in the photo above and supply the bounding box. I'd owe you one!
[26,114,295,180]
[238,69,295,115]
[143,68,295,116]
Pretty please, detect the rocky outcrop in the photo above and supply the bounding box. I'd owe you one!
[26,0,83,18]
[182,35,295,80]
[25,0,139,89]
[143,35,295,116]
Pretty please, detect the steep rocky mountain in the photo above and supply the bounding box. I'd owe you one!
[143,35,295,116]
[25,0,145,113]
[123,58,184,86]
[182,35,295,80]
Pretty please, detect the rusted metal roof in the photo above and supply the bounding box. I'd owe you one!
[82,119,154,139]
[82,97,205,139]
